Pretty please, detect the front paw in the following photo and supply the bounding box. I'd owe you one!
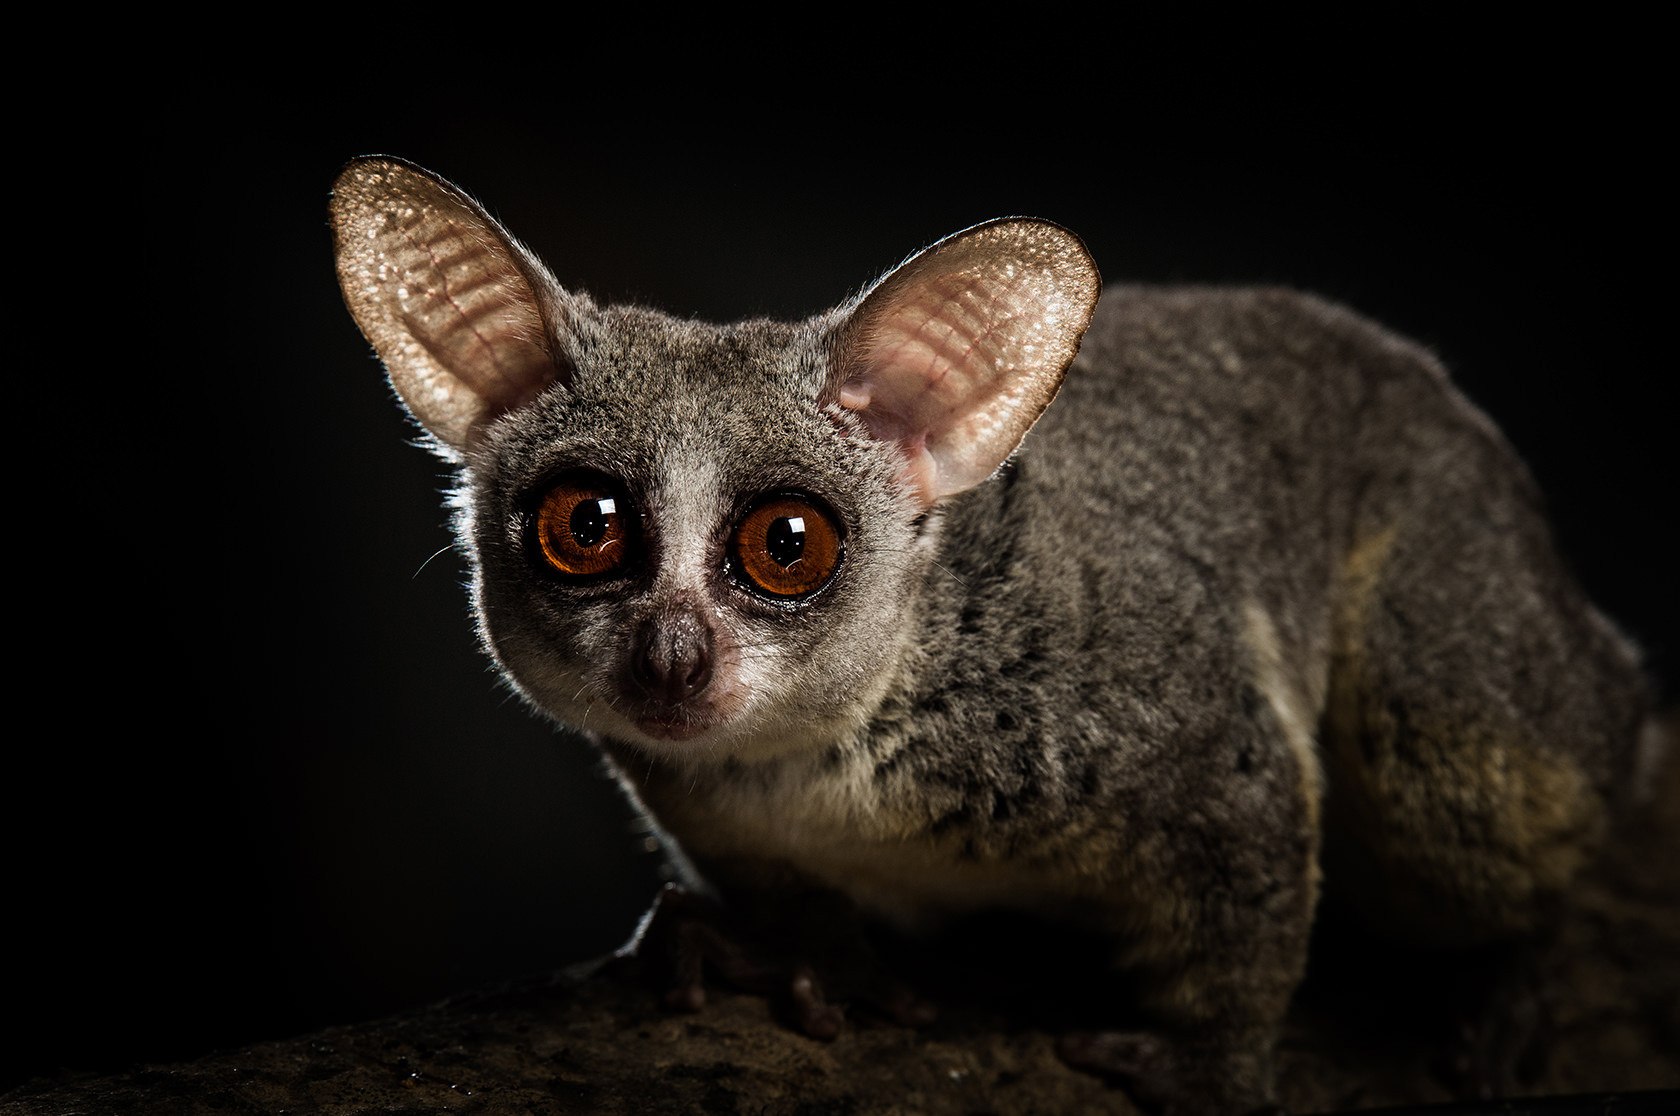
[628,882,935,1041]
[1059,1029,1279,1116]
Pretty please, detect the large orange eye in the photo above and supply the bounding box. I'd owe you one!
[533,476,633,578]
[731,495,842,598]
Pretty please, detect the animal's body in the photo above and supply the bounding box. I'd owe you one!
[331,157,1656,1112]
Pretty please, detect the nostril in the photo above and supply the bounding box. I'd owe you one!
[630,642,661,695]
[683,649,713,696]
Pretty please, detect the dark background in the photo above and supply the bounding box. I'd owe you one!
[9,39,1672,1092]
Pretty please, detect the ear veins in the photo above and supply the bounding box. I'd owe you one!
[330,158,566,452]
[824,218,1100,507]
[393,215,543,415]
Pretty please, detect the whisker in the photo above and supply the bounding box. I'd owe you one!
[844,543,970,588]
[928,559,968,588]
[412,544,455,579]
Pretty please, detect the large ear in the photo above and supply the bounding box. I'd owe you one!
[330,156,569,454]
[829,219,1100,507]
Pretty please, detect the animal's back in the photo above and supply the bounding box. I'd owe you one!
[978,285,1652,943]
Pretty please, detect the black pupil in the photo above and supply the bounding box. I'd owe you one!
[570,498,611,547]
[766,515,805,567]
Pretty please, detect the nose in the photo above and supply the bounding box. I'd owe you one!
[629,605,715,706]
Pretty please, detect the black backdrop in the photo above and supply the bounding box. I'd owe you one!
[9,41,1672,1091]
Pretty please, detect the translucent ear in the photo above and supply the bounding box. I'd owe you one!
[828,219,1101,507]
[330,157,569,454]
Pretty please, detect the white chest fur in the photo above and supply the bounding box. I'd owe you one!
[640,747,1065,933]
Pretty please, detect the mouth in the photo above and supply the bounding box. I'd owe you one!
[608,672,749,745]
[630,707,717,741]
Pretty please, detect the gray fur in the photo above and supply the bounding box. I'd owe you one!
[331,158,1654,1114]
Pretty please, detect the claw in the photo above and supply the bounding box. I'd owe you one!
[790,966,845,1040]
